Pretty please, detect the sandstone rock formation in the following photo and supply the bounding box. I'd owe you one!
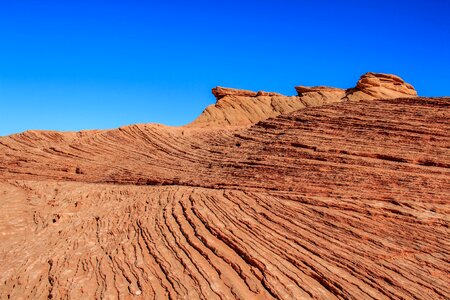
[188,88,304,127]
[0,74,448,299]
[295,86,346,107]
[189,72,417,127]
[345,72,418,101]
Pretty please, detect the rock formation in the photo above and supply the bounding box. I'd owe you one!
[189,72,417,127]
[295,86,346,107]
[0,73,448,300]
[345,72,418,101]
[188,88,304,128]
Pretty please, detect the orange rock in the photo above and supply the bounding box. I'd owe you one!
[189,72,417,127]
[1,75,448,300]
[345,72,417,101]
[212,86,258,100]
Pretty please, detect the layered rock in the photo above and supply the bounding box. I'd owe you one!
[189,72,417,127]
[212,86,258,99]
[345,72,418,101]
[0,97,449,299]
[295,85,346,106]
[188,90,303,127]
[188,87,343,128]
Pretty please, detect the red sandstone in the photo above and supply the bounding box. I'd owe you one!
[0,73,448,300]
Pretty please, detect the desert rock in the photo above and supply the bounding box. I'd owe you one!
[345,72,418,101]
[0,93,448,299]
[189,72,417,127]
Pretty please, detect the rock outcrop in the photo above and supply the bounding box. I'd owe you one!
[213,86,258,99]
[345,72,418,101]
[0,94,449,299]
[188,90,303,127]
[189,72,417,127]
[295,85,346,106]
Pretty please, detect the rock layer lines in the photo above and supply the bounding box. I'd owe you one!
[0,93,449,299]
[189,72,417,127]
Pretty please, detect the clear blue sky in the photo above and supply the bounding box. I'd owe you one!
[1,0,449,136]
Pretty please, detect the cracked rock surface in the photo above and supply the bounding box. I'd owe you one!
[0,92,449,298]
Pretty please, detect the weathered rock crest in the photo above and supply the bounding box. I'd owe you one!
[0,73,448,300]
[189,72,417,127]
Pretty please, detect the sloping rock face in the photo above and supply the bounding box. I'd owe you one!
[189,72,417,127]
[345,72,418,101]
[0,96,449,299]
[295,86,346,106]
[189,88,304,127]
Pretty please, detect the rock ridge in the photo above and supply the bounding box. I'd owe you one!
[189,72,417,127]
[0,97,449,299]
[345,72,417,101]
[212,86,283,101]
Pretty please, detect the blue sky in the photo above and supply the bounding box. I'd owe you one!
[0,0,449,136]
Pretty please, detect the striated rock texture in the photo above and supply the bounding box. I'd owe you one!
[188,89,306,128]
[295,86,346,107]
[189,72,417,127]
[0,95,449,299]
[345,72,418,101]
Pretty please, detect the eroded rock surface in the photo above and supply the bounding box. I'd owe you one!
[188,89,304,128]
[345,72,418,101]
[189,72,417,127]
[0,95,449,299]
